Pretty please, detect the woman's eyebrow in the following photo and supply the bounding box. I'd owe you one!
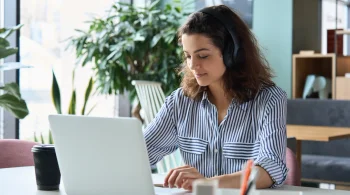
[183,48,210,53]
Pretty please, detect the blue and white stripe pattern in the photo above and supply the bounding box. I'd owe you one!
[144,85,288,188]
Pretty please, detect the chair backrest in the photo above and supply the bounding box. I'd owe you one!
[285,147,301,186]
[0,139,37,169]
[131,80,166,126]
[132,80,182,173]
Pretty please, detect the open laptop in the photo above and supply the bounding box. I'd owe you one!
[48,114,155,195]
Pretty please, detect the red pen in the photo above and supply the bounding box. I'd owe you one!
[240,159,253,195]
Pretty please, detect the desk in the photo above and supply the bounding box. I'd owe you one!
[0,166,349,195]
[287,125,350,167]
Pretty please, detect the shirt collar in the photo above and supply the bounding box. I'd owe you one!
[201,90,248,111]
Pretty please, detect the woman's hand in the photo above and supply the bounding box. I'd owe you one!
[163,165,205,190]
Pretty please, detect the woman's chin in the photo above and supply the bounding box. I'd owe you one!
[196,80,209,87]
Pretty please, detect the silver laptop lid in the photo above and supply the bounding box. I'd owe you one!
[49,114,155,195]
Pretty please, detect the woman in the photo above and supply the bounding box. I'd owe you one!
[144,5,287,190]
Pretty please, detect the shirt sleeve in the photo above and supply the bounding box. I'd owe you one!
[143,91,178,167]
[254,90,288,188]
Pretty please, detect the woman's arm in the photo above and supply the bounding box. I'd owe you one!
[210,166,273,189]
[144,91,178,166]
[253,90,288,188]
[212,90,288,189]
[165,165,273,190]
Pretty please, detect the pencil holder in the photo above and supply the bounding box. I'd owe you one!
[193,178,218,195]
[240,163,259,195]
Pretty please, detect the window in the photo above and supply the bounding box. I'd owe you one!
[19,0,120,140]
[321,0,349,54]
[0,0,4,139]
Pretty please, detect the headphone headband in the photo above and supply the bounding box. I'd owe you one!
[199,7,240,49]
[198,7,243,68]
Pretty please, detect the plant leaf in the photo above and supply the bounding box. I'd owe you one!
[149,0,160,9]
[40,132,45,144]
[0,93,29,119]
[34,132,38,143]
[0,24,23,39]
[0,47,18,59]
[68,89,76,115]
[48,130,54,144]
[86,103,97,115]
[0,82,21,99]
[51,70,62,114]
[151,34,162,48]
[81,77,94,115]
[0,37,10,48]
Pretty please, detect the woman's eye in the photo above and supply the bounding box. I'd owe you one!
[199,55,208,59]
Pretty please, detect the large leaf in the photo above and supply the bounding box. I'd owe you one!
[0,93,29,119]
[0,37,10,48]
[51,71,62,114]
[68,89,76,115]
[0,47,18,59]
[0,82,21,99]
[0,24,24,39]
[81,77,94,115]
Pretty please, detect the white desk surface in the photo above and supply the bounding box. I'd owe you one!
[0,166,349,195]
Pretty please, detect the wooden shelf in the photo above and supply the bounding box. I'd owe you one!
[335,77,350,100]
[293,53,334,58]
[293,53,350,100]
[336,55,350,76]
[292,54,335,99]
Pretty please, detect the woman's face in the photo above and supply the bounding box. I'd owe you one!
[181,33,226,87]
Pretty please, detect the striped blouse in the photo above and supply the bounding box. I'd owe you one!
[144,85,288,188]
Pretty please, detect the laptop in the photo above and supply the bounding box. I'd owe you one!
[48,114,155,195]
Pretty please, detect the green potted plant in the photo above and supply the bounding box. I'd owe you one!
[66,0,192,120]
[34,69,95,144]
[0,24,29,119]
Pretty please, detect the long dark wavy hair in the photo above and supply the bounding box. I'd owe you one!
[177,5,274,103]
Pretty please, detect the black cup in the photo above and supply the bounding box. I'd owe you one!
[32,144,61,191]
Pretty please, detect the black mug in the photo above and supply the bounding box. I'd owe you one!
[32,144,61,191]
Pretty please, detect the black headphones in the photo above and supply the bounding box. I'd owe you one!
[198,7,245,69]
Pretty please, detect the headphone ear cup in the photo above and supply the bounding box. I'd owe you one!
[235,48,245,67]
[223,43,234,68]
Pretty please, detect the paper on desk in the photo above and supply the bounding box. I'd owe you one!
[154,187,191,195]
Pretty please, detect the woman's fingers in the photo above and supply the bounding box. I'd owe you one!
[163,165,190,187]
[167,167,193,188]
[163,165,204,189]
[174,171,201,187]
[181,178,195,191]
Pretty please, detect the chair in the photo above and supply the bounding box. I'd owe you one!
[285,147,301,186]
[132,80,183,173]
[0,139,38,169]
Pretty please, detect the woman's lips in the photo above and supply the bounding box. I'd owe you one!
[195,73,207,78]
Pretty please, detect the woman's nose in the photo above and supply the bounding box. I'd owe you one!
[189,58,198,70]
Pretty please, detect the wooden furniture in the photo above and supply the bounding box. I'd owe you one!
[292,53,350,100]
[287,125,350,168]
[2,166,350,195]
